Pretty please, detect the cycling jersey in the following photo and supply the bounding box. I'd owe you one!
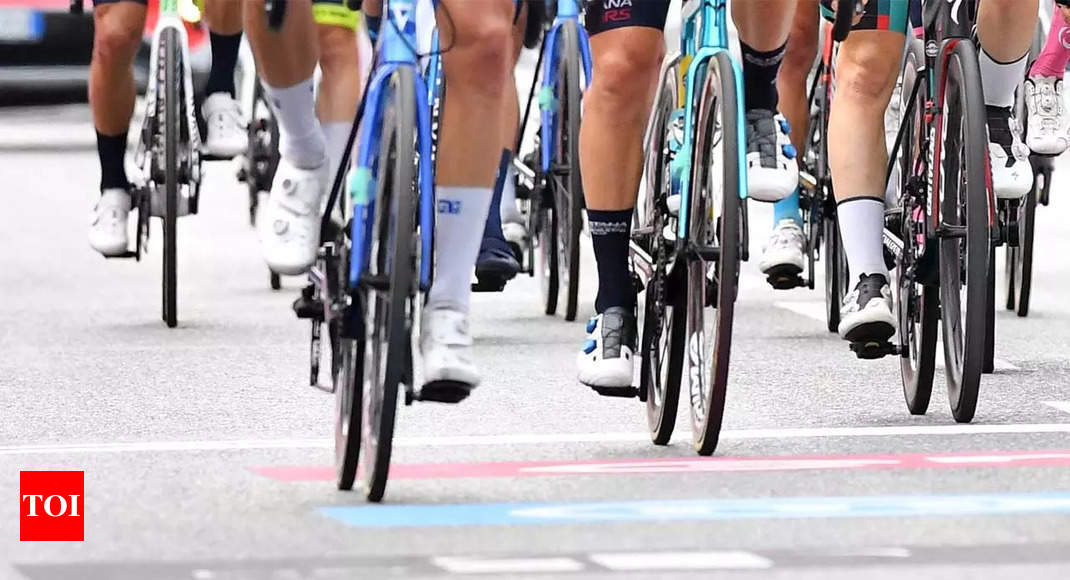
[819,0,922,35]
[312,0,362,31]
[585,0,669,35]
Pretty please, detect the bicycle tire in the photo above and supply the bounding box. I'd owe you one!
[815,60,846,333]
[832,0,858,42]
[332,212,361,490]
[937,41,988,423]
[161,28,180,328]
[357,67,416,502]
[1006,174,1037,316]
[895,37,937,415]
[640,62,685,446]
[687,51,740,456]
[554,21,583,322]
[536,189,559,315]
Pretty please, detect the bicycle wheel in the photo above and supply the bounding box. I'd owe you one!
[815,68,846,333]
[640,63,684,446]
[357,68,416,502]
[686,51,741,456]
[535,184,559,315]
[894,37,937,415]
[937,41,989,423]
[330,214,362,490]
[1006,175,1037,317]
[551,21,584,322]
[160,27,181,328]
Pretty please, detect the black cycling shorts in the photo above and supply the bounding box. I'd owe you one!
[585,0,670,35]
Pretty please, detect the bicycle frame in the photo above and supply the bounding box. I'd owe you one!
[675,0,747,239]
[538,0,593,171]
[138,0,202,184]
[348,0,436,291]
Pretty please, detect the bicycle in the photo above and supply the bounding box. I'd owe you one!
[515,0,591,321]
[72,0,204,328]
[290,0,441,502]
[237,72,283,291]
[631,0,746,455]
[879,0,995,422]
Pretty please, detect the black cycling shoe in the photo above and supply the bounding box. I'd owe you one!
[473,240,520,292]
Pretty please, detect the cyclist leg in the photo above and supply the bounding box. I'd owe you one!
[475,2,527,286]
[978,0,1039,200]
[733,0,799,203]
[422,0,517,395]
[244,0,328,275]
[312,0,365,181]
[823,0,906,342]
[576,1,668,389]
[202,0,248,158]
[761,0,820,283]
[1025,1,1070,155]
[87,0,146,257]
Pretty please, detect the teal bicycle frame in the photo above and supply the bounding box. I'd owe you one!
[675,0,748,239]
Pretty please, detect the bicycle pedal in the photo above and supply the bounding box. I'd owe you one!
[767,273,805,290]
[589,385,641,399]
[292,294,323,319]
[200,153,232,162]
[849,340,901,360]
[103,250,138,260]
[417,381,473,404]
[471,277,509,293]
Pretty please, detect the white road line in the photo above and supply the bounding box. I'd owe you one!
[433,556,585,574]
[589,551,772,571]
[772,300,1020,371]
[4,423,1070,455]
[1044,401,1070,415]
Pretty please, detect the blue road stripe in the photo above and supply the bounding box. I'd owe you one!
[320,493,1070,528]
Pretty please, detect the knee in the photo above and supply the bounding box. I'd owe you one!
[93,10,143,65]
[836,44,900,105]
[447,19,513,98]
[591,42,664,111]
[317,26,358,76]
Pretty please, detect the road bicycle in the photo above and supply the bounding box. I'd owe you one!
[72,0,204,328]
[880,0,997,422]
[631,0,746,456]
[288,0,440,503]
[514,0,591,321]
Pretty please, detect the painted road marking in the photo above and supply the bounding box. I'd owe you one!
[773,300,1024,370]
[1045,401,1070,415]
[589,551,772,570]
[319,492,1070,528]
[6,422,1070,456]
[433,556,585,574]
[255,449,1070,482]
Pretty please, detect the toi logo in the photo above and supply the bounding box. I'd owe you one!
[20,471,84,541]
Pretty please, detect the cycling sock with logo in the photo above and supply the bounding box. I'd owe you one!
[322,121,351,185]
[589,209,635,314]
[96,131,129,191]
[836,196,887,280]
[773,187,802,227]
[428,186,494,313]
[263,77,327,169]
[740,41,787,112]
[979,49,1028,108]
[205,32,242,97]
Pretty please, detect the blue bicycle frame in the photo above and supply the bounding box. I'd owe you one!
[538,0,593,171]
[349,0,438,290]
[675,0,748,239]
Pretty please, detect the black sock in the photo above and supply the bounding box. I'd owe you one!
[96,131,129,190]
[205,31,242,97]
[588,209,635,314]
[740,41,786,112]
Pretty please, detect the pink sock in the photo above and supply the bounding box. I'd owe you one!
[1030,6,1070,78]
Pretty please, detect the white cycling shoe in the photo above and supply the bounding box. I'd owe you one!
[577,307,637,392]
[420,307,480,403]
[838,273,896,343]
[1025,76,1069,156]
[259,158,329,276]
[202,92,248,159]
[746,110,799,202]
[759,218,806,284]
[89,188,131,257]
[987,108,1033,201]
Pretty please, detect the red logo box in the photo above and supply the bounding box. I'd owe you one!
[20,471,84,541]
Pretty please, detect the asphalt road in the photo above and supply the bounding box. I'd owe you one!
[3,88,1070,580]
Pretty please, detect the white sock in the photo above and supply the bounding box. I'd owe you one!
[836,197,887,282]
[500,162,523,224]
[980,49,1028,108]
[427,186,494,313]
[262,77,327,169]
[322,121,351,184]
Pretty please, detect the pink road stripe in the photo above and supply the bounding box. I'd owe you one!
[252,450,1070,482]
